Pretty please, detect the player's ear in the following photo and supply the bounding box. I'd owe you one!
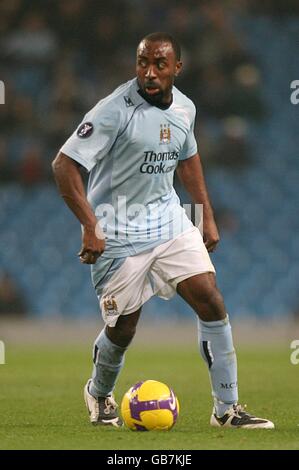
[174,61,182,77]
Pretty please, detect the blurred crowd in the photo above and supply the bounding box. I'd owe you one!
[0,0,287,185]
[1,0,298,317]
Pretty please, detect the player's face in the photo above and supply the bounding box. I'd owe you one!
[136,40,182,105]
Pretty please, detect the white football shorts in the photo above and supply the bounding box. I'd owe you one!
[98,226,215,327]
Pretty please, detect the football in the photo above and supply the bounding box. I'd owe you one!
[121,380,179,431]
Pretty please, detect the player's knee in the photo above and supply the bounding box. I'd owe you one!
[209,287,225,310]
[207,286,225,312]
[196,284,226,320]
[197,279,220,304]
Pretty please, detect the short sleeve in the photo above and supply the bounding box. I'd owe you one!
[60,100,122,172]
[179,112,198,161]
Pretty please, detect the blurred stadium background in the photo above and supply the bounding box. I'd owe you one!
[0,0,299,324]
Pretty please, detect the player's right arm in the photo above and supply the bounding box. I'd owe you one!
[53,93,124,262]
[52,152,105,264]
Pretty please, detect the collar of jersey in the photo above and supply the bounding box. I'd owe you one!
[131,78,173,110]
[137,88,173,110]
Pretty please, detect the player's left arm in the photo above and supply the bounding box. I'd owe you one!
[176,153,220,252]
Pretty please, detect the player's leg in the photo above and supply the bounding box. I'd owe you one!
[151,228,237,417]
[91,308,142,397]
[177,271,226,321]
[84,247,158,426]
[85,308,141,426]
[177,273,274,428]
[177,273,238,415]
[105,308,142,347]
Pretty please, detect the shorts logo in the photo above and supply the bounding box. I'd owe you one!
[77,122,93,138]
[160,124,171,144]
[102,295,118,317]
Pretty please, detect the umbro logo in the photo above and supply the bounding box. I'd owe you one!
[124,96,134,107]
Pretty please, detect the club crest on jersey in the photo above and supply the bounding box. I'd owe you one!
[77,122,93,138]
[160,124,171,144]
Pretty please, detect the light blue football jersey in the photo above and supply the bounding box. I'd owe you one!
[60,78,198,258]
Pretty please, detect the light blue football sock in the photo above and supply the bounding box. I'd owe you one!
[198,315,238,417]
[89,328,127,398]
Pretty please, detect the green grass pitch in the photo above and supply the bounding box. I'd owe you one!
[0,344,298,450]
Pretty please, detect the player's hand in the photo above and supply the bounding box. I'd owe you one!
[203,218,220,253]
[78,225,105,264]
